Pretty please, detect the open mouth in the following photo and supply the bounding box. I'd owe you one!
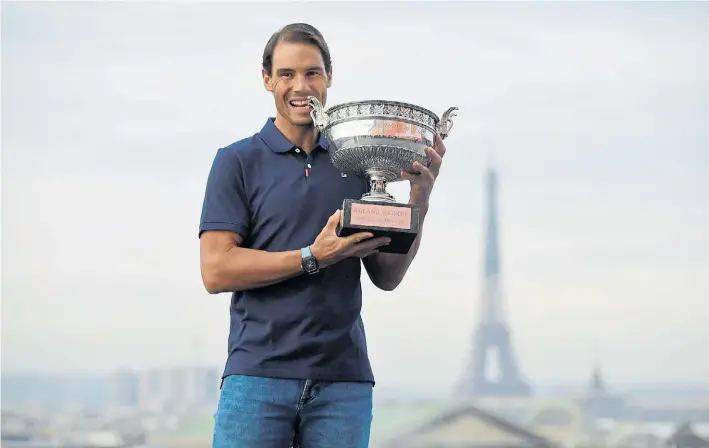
[288,99,311,109]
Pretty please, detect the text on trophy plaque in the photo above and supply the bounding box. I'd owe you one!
[349,203,413,230]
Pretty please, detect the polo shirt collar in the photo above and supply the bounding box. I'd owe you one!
[259,118,328,153]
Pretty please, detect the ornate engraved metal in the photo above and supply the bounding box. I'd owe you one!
[308,96,458,203]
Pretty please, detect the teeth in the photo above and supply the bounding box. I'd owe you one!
[290,100,309,107]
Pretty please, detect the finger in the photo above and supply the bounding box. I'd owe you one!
[425,147,443,176]
[351,237,390,256]
[325,209,341,232]
[434,133,447,158]
[360,249,380,259]
[400,168,424,183]
[360,236,391,249]
[404,162,435,185]
[400,169,419,182]
[343,231,375,246]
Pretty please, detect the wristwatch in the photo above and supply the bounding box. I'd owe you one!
[300,246,320,275]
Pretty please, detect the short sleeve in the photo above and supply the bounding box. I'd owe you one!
[199,148,250,239]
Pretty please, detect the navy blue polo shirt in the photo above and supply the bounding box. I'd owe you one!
[199,118,375,384]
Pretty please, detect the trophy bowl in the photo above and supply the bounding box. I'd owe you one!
[308,96,457,202]
[307,96,458,254]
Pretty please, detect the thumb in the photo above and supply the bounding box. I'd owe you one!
[325,209,342,232]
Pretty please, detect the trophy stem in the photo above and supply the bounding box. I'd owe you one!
[361,169,397,203]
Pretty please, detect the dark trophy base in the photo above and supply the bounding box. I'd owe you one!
[336,198,420,254]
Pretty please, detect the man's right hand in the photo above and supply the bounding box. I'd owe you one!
[310,210,390,269]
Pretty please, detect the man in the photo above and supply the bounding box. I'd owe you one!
[199,23,447,448]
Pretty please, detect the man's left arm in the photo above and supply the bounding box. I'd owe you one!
[361,203,428,291]
[362,134,446,291]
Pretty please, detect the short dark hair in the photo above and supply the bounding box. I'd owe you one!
[262,23,332,76]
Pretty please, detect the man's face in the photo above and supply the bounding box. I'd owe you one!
[263,41,332,127]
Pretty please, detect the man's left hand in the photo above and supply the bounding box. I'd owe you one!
[400,133,447,210]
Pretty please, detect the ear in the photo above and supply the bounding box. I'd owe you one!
[262,68,274,92]
[326,68,333,88]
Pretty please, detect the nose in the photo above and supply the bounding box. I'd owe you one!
[293,73,308,92]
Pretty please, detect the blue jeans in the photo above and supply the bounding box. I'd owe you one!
[212,374,373,448]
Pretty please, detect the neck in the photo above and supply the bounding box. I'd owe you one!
[274,114,319,153]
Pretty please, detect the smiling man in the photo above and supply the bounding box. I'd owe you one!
[199,22,447,448]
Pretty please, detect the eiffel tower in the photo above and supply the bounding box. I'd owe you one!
[457,167,532,397]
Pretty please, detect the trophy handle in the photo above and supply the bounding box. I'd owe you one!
[436,106,458,140]
[307,96,329,131]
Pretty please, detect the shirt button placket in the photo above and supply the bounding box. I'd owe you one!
[304,153,313,183]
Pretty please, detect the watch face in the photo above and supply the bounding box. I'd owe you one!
[304,258,317,272]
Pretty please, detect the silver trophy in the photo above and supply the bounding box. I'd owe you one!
[308,96,458,254]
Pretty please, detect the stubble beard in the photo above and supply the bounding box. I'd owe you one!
[277,98,314,129]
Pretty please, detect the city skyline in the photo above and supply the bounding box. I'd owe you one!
[2,1,708,391]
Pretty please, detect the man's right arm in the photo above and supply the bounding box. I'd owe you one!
[197,148,388,294]
[197,148,305,294]
[200,230,304,294]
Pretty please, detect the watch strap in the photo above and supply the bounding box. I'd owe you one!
[301,246,313,260]
[300,245,319,274]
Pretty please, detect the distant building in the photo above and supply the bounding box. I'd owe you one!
[112,370,141,408]
[112,366,219,412]
[667,423,709,448]
[583,366,627,420]
[379,403,555,448]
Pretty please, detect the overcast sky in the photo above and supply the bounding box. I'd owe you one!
[2,1,708,392]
